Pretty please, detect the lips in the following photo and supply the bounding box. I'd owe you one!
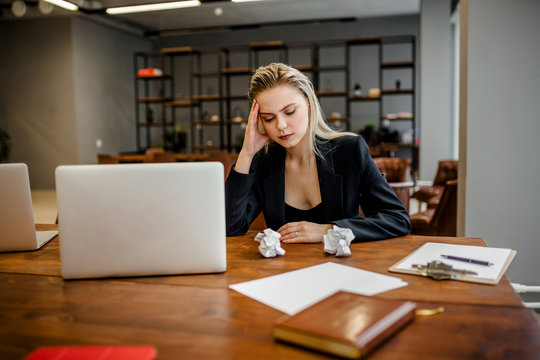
[279,134,293,141]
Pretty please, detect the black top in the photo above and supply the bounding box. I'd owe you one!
[285,202,325,223]
[225,135,411,242]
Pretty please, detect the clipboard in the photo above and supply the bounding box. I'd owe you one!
[389,242,516,285]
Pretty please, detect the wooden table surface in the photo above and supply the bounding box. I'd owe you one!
[1,225,539,359]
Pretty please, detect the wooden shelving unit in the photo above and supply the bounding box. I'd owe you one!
[133,35,417,170]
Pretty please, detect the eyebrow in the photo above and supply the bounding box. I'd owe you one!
[259,102,296,115]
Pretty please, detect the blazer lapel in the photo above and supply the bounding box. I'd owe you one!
[316,140,344,221]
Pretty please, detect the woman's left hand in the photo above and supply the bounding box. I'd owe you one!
[278,222,333,243]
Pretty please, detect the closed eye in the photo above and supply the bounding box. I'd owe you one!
[261,116,274,122]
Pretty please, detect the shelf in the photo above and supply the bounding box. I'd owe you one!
[316,90,348,97]
[225,118,247,124]
[346,36,381,45]
[381,61,414,69]
[293,65,314,72]
[137,97,171,103]
[382,114,414,121]
[164,100,198,107]
[249,40,285,49]
[160,46,194,55]
[381,89,414,95]
[192,94,220,101]
[134,35,416,162]
[349,95,381,101]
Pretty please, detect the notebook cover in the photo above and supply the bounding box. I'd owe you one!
[274,291,416,359]
[24,345,157,360]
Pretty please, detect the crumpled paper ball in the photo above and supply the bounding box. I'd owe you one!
[254,228,286,258]
[323,225,355,257]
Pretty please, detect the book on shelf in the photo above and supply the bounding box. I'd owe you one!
[273,291,416,359]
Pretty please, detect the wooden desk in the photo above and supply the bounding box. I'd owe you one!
[1,226,539,359]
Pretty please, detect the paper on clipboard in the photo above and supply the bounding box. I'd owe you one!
[389,242,516,285]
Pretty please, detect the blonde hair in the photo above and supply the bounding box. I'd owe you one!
[248,63,355,157]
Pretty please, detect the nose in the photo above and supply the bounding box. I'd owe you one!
[276,116,287,131]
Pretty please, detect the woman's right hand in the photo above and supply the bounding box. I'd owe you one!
[235,100,268,174]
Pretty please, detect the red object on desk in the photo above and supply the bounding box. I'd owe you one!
[25,346,157,360]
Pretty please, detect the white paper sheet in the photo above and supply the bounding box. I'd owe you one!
[394,242,513,281]
[229,262,408,315]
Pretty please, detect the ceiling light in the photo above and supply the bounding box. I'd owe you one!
[43,0,79,11]
[11,0,27,17]
[106,0,200,15]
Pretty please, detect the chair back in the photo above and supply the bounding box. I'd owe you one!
[152,152,176,163]
[207,151,234,180]
[97,153,118,164]
[373,157,410,182]
[433,160,458,186]
[144,147,165,162]
[429,179,458,236]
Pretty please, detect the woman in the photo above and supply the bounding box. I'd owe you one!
[226,63,410,243]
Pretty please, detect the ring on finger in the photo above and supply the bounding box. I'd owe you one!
[295,231,299,237]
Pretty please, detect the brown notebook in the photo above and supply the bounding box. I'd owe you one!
[274,291,416,359]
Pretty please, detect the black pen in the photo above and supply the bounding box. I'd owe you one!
[441,254,493,266]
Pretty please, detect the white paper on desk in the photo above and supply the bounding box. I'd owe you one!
[229,262,407,315]
[394,242,513,281]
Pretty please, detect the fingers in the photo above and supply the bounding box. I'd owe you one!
[278,222,331,243]
[278,222,317,243]
[248,100,259,128]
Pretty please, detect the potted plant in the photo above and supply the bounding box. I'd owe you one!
[0,128,11,163]
[173,123,189,152]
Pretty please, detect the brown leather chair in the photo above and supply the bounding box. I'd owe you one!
[410,179,457,236]
[151,152,177,163]
[97,153,118,164]
[144,147,165,162]
[373,157,413,213]
[207,150,234,180]
[415,160,458,209]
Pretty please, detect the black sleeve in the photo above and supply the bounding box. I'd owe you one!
[332,136,411,241]
[225,167,261,236]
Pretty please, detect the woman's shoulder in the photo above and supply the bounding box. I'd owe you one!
[324,134,365,152]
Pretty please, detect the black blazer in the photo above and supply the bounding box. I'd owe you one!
[225,135,411,241]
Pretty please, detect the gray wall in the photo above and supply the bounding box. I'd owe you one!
[419,0,453,180]
[0,16,152,188]
[0,18,78,189]
[72,17,150,164]
[463,0,540,284]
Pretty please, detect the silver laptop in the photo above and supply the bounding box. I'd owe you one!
[55,162,227,279]
[0,163,58,252]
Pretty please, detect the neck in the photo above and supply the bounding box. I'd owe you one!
[285,133,313,164]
